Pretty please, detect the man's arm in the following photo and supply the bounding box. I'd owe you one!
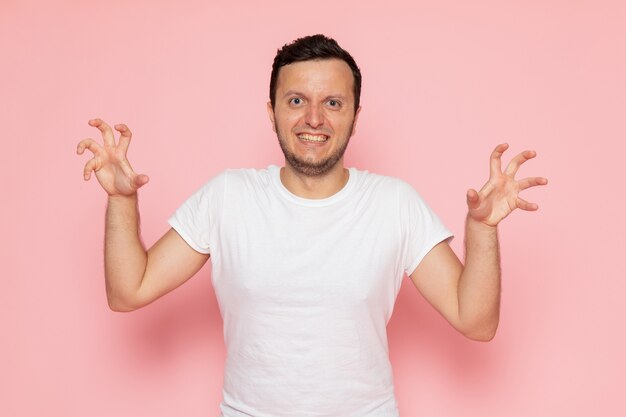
[410,144,547,341]
[78,119,208,312]
[409,223,500,341]
[105,195,208,311]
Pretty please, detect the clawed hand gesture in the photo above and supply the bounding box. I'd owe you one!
[76,119,149,196]
[466,143,547,227]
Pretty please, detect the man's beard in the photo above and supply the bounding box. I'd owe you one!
[275,122,353,177]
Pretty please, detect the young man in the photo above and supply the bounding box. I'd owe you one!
[77,35,546,417]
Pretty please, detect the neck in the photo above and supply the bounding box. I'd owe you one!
[280,162,349,199]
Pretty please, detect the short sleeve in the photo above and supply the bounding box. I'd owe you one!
[168,171,227,254]
[399,182,454,276]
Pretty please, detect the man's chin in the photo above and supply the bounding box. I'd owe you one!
[285,157,336,177]
[277,134,350,177]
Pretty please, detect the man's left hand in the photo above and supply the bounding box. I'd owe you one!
[466,143,548,227]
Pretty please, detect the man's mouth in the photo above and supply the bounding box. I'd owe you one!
[297,133,329,143]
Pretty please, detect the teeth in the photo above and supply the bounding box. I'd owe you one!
[298,133,328,142]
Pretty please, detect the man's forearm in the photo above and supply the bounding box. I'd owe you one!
[457,215,501,341]
[104,194,148,311]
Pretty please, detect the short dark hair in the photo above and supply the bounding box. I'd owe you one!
[269,34,362,114]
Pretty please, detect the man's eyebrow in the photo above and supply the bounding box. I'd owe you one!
[281,90,348,100]
[282,90,304,98]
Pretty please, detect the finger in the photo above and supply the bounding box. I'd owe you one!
[518,176,548,190]
[76,138,103,156]
[115,123,132,154]
[516,196,539,211]
[489,143,509,178]
[505,150,536,177]
[466,188,480,210]
[83,157,99,181]
[88,118,116,147]
[134,174,150,188]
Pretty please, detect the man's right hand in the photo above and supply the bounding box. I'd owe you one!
[77,118,149,196]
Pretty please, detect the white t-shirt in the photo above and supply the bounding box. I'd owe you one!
[169,166,453,417]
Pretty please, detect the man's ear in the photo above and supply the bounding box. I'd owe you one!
[266,101,276,133]
[351,106,362,137]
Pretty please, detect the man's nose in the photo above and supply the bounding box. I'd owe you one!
[304,104,324,128]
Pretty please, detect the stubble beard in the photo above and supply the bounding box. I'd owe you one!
[275,121,353,177]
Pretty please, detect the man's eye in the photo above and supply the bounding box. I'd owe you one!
[290,97,302,105]
[328,99,341,107]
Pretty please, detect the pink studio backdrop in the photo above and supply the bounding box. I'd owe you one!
[2,1,624,416]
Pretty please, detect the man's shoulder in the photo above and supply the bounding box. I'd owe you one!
[353,168,418,196]
[195,166,279,196]
[218,166,275,186]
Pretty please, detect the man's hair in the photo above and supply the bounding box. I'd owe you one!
[269,34,362,114]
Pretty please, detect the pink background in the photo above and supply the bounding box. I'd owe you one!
[2,0,624,416]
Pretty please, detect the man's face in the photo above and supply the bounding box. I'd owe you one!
[267,58,361,177]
